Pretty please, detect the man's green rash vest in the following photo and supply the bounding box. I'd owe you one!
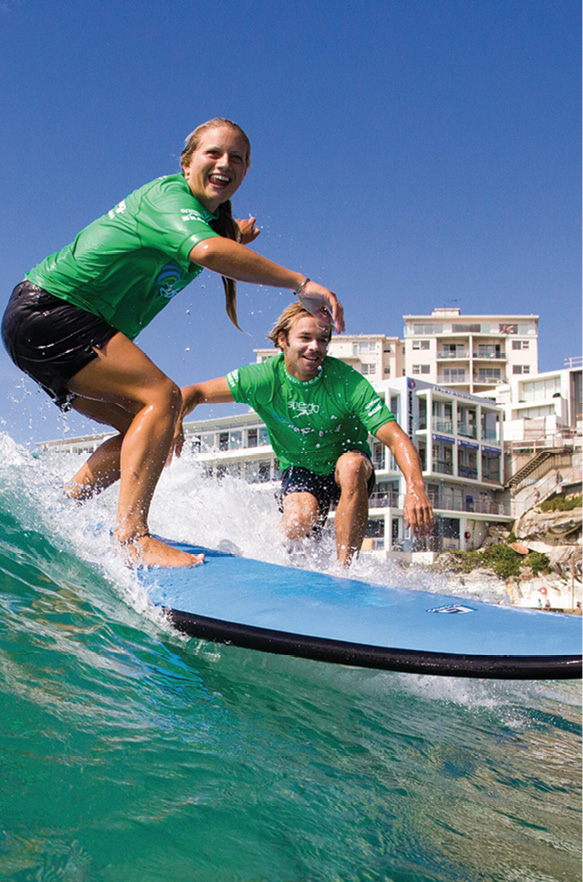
[226,354,395,475]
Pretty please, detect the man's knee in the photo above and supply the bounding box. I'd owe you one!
[335,452,371,491]
[281,492,320,537]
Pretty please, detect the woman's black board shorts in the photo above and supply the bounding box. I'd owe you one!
[1,281,118,411]
[279,461,376,533]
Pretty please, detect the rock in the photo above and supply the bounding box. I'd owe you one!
[514,508,582,542]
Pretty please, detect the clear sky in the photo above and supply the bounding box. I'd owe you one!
[0,0,580,445]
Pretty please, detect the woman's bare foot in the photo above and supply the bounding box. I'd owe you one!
[114,533,205,568]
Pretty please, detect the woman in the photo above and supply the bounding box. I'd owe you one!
[2,118,344,567]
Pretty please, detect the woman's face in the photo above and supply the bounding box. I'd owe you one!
[182,125,249,212]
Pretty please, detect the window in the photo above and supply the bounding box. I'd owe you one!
[443,368,466,382]
[482,449,501,483]
[432,441,453,475]
[247,428,258,448]
[477,368,501,381]
[513,365,531,375]
[352,341,377,356]
[362,363,376,375]
[412,340,430,350]
[458,445,478,479]
[459,323,481,333]
[244,460,272,483]
[228,430,243,450]
[512,340,530,350]
[413,323,442,335]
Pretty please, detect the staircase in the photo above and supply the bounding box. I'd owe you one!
[505,449,555,489]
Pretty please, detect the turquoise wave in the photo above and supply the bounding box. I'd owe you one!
[0,435,581,882]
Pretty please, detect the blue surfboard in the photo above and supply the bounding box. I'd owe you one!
[140,540,582,680]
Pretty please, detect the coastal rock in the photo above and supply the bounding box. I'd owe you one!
[514,508,582,542]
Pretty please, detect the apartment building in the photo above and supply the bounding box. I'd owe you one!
[403,307,538,393]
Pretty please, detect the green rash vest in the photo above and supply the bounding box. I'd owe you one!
[26,175,220,340]
[226,354,396,476]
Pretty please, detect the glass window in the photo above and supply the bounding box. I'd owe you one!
[413,323,442,335]
[477,368,501,380]
[443,368,466,382]
[481,449,501,483]
[458,445,478,479]
[229,430,243,450]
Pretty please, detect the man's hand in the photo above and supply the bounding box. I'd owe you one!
[403,484,435,536]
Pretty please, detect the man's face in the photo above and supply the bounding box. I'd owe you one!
[278,316,330,381]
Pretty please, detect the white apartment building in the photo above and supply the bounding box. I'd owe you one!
[490,364,582,445]
[403,307,538,394]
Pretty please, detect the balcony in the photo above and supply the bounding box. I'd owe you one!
[457,422,477,439]
[473,349,504,360]
[427,492,511,516]
[437,374,467,385]
[437,349,469,360]
[433,418,454,434]
[369,490,400,508]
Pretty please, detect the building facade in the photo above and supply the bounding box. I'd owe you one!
[402,307,538,394]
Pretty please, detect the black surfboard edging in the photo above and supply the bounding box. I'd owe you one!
[164,607,582,680]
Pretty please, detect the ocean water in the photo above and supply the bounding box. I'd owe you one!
[0,432,581,882]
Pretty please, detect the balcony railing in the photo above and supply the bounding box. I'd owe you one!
[437,350,468,359]
[433,418,454,434]
[457,423,477,438]
[473,350,504,359]
[427,493,511,516]
[437,375,466,384]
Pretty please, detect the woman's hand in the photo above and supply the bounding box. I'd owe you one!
[298,282,345,334]
[236,216,261,245]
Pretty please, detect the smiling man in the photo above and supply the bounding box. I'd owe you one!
[180,303,434,566]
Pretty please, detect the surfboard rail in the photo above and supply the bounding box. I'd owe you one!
[165,606,582,680]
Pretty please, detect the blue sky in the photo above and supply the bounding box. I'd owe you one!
[0,0,580,445]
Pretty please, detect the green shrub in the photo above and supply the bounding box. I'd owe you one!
[539,494,582,512]
[435,542,551,580]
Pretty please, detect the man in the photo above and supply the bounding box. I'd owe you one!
[180,303,434,566]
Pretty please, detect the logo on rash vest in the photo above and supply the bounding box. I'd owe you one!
[427,604,476,614]
[288,401,320,416]
[181,207,215,223]
[156,264,183,299]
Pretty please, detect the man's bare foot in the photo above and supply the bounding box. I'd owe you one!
[115,533,205,568]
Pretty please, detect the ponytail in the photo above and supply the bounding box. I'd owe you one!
[209,200,243,332]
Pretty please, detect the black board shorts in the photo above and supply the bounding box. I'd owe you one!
[1,281,118,411]
[279,460,376,533]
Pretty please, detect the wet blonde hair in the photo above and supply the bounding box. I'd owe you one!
[267,302,332,350]
[181,118,251,332]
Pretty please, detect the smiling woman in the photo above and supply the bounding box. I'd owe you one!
[1,118,344,568]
